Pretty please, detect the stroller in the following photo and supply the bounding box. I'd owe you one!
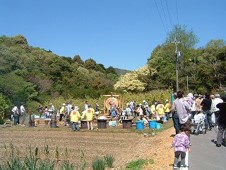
[191,112,205,135]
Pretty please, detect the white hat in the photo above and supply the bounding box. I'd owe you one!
[187,93,193,98]
[74,106,79,111]
[215,94,220,98]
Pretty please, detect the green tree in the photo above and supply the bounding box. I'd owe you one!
[148,25,200,92]
[73,55,84,65]
[165,25,199,49]
[84,58,97,70]
[0,93,9,123]
[114,66,149,92]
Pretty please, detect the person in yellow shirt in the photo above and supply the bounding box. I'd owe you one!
[83,105,95,130]
[70,106,81,131]
[59,103,66,121]
[156,101,165,122]
[151,101,157,119]
[164,99,171,121]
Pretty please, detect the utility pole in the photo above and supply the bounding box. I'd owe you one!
[173,37,180,92]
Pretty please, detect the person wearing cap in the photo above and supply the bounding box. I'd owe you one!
[164,99,171,121]
[216,95,226,147]
[156,101,165,122]
[12,105,19,125]
[143,100,148,106]
[150,101,157,119]
[70,106,81,131]
[136,104,143,117]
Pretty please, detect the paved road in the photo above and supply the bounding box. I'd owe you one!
[189,128,226,170]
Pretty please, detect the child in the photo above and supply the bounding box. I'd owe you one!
[172,127,190,168]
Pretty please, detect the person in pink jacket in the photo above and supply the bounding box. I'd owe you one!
[172,127,190,168]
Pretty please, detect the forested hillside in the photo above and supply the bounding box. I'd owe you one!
[0,35,119,107]
[114,26,226,95]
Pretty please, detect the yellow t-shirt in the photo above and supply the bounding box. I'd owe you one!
[151,104,156,114]
[60,106,65,114]
[164,103,171,113]
[85,108,94,121]
[156,104,165,116]
[70,110,81,122]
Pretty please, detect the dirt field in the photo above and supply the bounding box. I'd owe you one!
[0,121,175,170]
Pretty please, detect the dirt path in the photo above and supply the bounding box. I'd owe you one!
[0,124,175,169]
[143,127,175,170]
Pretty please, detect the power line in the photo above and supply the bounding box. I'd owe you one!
[160,0,170,32]
[164,0,173,28]
[154,0,168,34]
[175,0,180,25]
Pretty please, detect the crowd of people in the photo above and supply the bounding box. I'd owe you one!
[10,91,226,168]
[11,98,174,130]
[171,91,226,168]
[108,99,172,126]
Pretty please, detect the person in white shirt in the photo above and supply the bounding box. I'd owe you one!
[19,104,26,126]
[12,105,19,125]
[211,94,223,125]
[193,111,205,133]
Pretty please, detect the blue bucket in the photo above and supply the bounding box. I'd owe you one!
[109,121,117,127]
[149,120,157,129]
[136,120,144,130]
[156,123,161,129]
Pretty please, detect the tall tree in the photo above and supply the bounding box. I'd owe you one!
[148,25,199,92]
[165,25,199,49]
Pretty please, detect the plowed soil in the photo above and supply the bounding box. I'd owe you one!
[0,122,175,170]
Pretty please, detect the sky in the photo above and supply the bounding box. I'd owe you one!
[1,0,226,71]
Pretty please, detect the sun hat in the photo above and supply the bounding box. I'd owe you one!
[215,94,220,98]
[74,106,79,111]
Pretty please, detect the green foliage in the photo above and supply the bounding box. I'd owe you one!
[24,146,39,170]
[0,93,9,124]
[126,159,154,170]
[0,72,38,105]
[78,150,87,170]
[121,90,171,106]
[104,154,115,168]
[165,25,199,49]
[148,25,226,93]
[38,160,55,170]
[6,156,25,170]
[92,158,106,170]
[0,35,118,108]
[59,161,75,170]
